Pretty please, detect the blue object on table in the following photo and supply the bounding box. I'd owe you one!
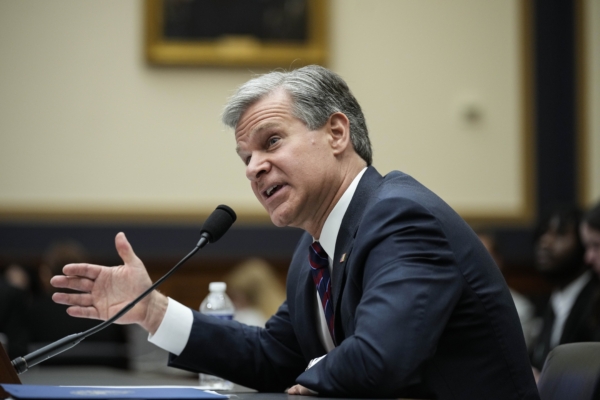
[0,384,227,399]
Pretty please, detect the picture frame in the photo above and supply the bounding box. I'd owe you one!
[145,0,328,67]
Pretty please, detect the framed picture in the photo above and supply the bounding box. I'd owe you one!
[145,0,328,67]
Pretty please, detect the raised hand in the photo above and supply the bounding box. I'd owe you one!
[51,232,168,333]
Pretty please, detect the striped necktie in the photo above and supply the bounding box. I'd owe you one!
[308,241,335,342]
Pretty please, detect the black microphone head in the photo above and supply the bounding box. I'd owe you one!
[201,205,237,243]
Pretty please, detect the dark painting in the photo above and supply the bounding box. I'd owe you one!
[145,0,326,67]
[163,0,308,42]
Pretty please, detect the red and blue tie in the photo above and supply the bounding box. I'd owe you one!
[309,241,335,342]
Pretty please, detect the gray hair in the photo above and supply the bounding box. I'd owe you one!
[222,65,372,165]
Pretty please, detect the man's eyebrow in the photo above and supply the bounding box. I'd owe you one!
[253,121,280,134]
[235,122,281,155]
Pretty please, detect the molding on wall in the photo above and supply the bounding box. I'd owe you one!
[0,205,273,225]
[576,0,590,207]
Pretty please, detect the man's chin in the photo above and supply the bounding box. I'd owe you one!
[267,207,293,228]
[269,214,289,228]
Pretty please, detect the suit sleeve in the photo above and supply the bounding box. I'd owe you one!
[296,198,464,397]
[168,300,307,392]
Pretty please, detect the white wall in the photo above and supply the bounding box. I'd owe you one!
[329,0,525,218]
[0,0,530,222]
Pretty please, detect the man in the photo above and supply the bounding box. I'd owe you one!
[530,206,600,371]
[580,202,600,341]
[51,66,539,399]
[581,201,600,277]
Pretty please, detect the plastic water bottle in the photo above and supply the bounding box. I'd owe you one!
[198,282,235,390]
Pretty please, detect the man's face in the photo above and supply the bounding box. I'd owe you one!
[535,217,581,277]
[580,222,600,275]
[235,89,338,231]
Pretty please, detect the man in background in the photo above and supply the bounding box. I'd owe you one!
[530,206,600,371]
[581,201,600,278]
[580,201,600,342]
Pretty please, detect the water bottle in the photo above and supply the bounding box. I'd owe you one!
[198,282,235,390]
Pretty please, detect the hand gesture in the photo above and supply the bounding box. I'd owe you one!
[51,232,167,333]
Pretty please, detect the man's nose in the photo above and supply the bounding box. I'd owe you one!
[246,153,269,181]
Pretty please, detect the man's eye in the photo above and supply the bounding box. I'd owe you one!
[245,156,251,166]
[268,137,280,146]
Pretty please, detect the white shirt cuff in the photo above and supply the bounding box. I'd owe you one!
[306,354,326,370]
[148,297,193,356]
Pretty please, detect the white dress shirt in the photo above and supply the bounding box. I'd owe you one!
[149,168,368,357]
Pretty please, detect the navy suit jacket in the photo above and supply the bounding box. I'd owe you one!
[170,167,540,399]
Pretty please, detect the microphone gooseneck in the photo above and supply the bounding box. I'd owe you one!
[11,205,237,374]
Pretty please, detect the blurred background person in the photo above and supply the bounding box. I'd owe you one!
[224,258,286,327]
[581,201,600,278]
[580,201,600,344]
[127,258,285,375]
[28,240,129,369]
[476,230,538,349]
[3,263,32,292]
[0,263,30,359]
[529,206,600,371]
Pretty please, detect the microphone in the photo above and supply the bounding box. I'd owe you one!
[11,205,236,374]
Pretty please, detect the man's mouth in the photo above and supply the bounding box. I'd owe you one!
[265,184,284,198]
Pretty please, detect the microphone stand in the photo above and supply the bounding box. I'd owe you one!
[11,233,212,374]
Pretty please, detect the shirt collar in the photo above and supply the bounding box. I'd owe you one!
[550,270,592,316]
[316,167,367,261]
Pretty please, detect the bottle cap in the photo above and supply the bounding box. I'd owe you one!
[209,282,226,292]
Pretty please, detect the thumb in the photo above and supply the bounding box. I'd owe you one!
[115,232,140,266]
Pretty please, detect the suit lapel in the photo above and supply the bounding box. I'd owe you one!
[331,167,383,342]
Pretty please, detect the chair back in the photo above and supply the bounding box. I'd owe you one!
[537,342,600,400]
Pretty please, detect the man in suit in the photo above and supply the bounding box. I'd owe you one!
[51,66,539,399]
[581,201,600,277]
[530,206,600,371]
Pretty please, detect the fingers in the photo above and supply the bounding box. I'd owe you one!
[66,306,101,320]
[58,263,103,280]
[52,293,102,320]
[287,385,301,395]
[50,275,95,292]
[287,385,316,396]
[115,232,140,266]
[52,292,95,307]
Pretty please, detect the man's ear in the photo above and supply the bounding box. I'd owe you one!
[327,112,351,156]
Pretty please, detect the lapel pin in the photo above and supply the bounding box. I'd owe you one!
[340,253,346,263]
